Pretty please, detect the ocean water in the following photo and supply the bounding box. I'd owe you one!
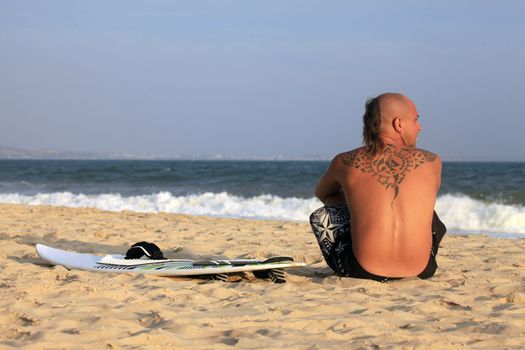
[1,160,524,238]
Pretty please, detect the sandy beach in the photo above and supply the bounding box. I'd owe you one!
[1,203,524,349]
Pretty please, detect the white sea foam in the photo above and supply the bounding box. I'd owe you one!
[435,194,525,237]
[0,191,323,222]
[1,192,524,237]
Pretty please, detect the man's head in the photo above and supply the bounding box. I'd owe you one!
[362,92,421,153]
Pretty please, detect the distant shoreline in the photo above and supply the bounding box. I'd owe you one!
[1,146,524,162]
[0,146,328,161]
[1,158,524,163]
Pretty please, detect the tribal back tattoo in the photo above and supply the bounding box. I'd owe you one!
[340,145,436,202]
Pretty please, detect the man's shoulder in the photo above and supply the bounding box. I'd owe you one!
[335,147,367,168]
[337,147,367,158]
[333,146,441,169]
[410,147,441,165]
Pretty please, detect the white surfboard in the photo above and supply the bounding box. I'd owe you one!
[36,244,305,283]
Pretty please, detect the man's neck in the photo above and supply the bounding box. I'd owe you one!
[378,135,414,148]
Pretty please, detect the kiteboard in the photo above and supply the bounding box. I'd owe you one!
[35,244,305,283]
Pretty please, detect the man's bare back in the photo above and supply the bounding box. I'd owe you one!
[337,145,440,276]
[312,93,445,279]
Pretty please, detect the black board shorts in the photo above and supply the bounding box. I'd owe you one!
[309,205,447,282]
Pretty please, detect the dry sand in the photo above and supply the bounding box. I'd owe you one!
[1,203,525,349]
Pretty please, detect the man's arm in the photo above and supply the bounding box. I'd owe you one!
[415,148,442,193]
[315,155,346,205]
[435,155,442,193]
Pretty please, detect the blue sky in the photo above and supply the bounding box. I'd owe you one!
[1,1,524,160]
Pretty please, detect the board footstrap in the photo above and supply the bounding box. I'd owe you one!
[125,241,166,260]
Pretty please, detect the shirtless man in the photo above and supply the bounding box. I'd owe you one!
[310,93,446,282]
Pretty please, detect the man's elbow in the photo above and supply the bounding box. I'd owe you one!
[314,186,325,202]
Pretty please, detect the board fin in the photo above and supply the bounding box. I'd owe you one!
[253,269,286,283]
[209,273,228,282]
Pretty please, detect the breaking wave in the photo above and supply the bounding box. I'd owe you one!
[1,191,524,237]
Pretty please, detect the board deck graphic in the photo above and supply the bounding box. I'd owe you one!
[36,244,304,283]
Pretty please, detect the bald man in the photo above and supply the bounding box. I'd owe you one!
[311,93,446,282]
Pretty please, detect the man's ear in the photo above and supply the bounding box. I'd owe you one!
[393,117,403,133]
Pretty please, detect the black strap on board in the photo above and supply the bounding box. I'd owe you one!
[125,241,166,260]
